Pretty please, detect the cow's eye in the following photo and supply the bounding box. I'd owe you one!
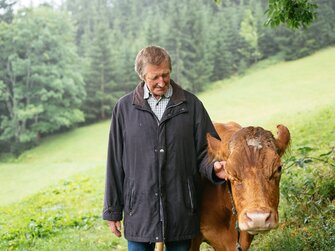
[277,165,282,173]
[270,165,282,179]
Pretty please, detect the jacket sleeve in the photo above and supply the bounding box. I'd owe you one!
[195,100,226,185]
[102,102,125,221]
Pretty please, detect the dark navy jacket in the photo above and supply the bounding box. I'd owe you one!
[103,80,220,242]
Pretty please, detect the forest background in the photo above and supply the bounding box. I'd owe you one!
[0,0,334,250]
[1,0,335,155]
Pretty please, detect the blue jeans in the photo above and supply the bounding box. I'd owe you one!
[128,240,191,251]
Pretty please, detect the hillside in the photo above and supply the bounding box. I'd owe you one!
[199,47,335,127]
[0,121,110,205]
[0,47,335,206]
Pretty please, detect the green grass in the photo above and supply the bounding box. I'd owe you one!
[24,225,128,251]
[0,121,110,205]
[0,167,127,250]
[199,47,335,127]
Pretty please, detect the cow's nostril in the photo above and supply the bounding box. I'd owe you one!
[245,212,253,222]
[265,212,271,222]
[245,212,271,225]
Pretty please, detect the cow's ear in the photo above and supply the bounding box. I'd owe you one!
[276,124,290,156]
[207,133,222,159]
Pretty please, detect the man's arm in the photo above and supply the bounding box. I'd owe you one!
[103,103,125,229]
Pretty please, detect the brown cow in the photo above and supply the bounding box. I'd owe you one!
[190,122,290,251]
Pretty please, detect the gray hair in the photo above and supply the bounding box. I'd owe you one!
[135,45,172,80]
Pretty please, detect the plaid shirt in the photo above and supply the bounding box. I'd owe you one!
[144,83,173,122]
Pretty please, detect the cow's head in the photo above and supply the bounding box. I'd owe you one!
[208,124,290,235]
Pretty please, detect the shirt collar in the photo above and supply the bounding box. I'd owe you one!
[143,83,173,100]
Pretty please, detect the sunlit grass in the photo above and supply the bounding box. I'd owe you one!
[0,121,110,205]
[199,47,335,128]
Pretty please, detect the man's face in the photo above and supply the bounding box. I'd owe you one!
[143,60,171,99]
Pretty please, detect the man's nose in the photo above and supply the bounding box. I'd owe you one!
[157,76,165,86]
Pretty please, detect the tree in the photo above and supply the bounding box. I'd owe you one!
[179,0,213,92]
[0,7,85,154]
[239,9,261,63]
[209,8,240,81]
[163,0,214,92]
[0,0,16,23]
[265,0,318,29]
[214,0,318,29]
[83,15,116,122]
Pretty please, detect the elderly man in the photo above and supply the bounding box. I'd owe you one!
[103,46,226,251]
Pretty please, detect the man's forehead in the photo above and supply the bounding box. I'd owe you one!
[146,65,170,76]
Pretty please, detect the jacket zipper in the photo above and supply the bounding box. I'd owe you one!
[135,101,186,241]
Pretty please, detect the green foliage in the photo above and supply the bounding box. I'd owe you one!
[83,11,117,121]
[63,0,334,97]
[214,0,318,29]
[0,0,15,23]
[163,0,214,92]
[239,9,262,63]
[273,1,335,60]
[0,7,85,154]
[265,0,318,29]
[66,0,139,122]
[282,148,334,218]
[1,0,335,154]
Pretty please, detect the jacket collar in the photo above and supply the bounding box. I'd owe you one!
[132,80,186,107]
[143,82,173,100]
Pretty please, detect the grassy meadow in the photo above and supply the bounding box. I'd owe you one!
[0,121,110,205]
[199,47,335,127]
[0,47,334,250]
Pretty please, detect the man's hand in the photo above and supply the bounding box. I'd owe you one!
[214,161,228,180]
[107,220,122,237]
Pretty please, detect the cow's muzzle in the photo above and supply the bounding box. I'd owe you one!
[238,209,279,235]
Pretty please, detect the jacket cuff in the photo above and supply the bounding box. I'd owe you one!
[102,209,123,221]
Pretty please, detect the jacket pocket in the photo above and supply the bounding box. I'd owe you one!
[126,179,136,214]
[187,178,197,214]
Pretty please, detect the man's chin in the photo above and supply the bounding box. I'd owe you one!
[153,90,167,97]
